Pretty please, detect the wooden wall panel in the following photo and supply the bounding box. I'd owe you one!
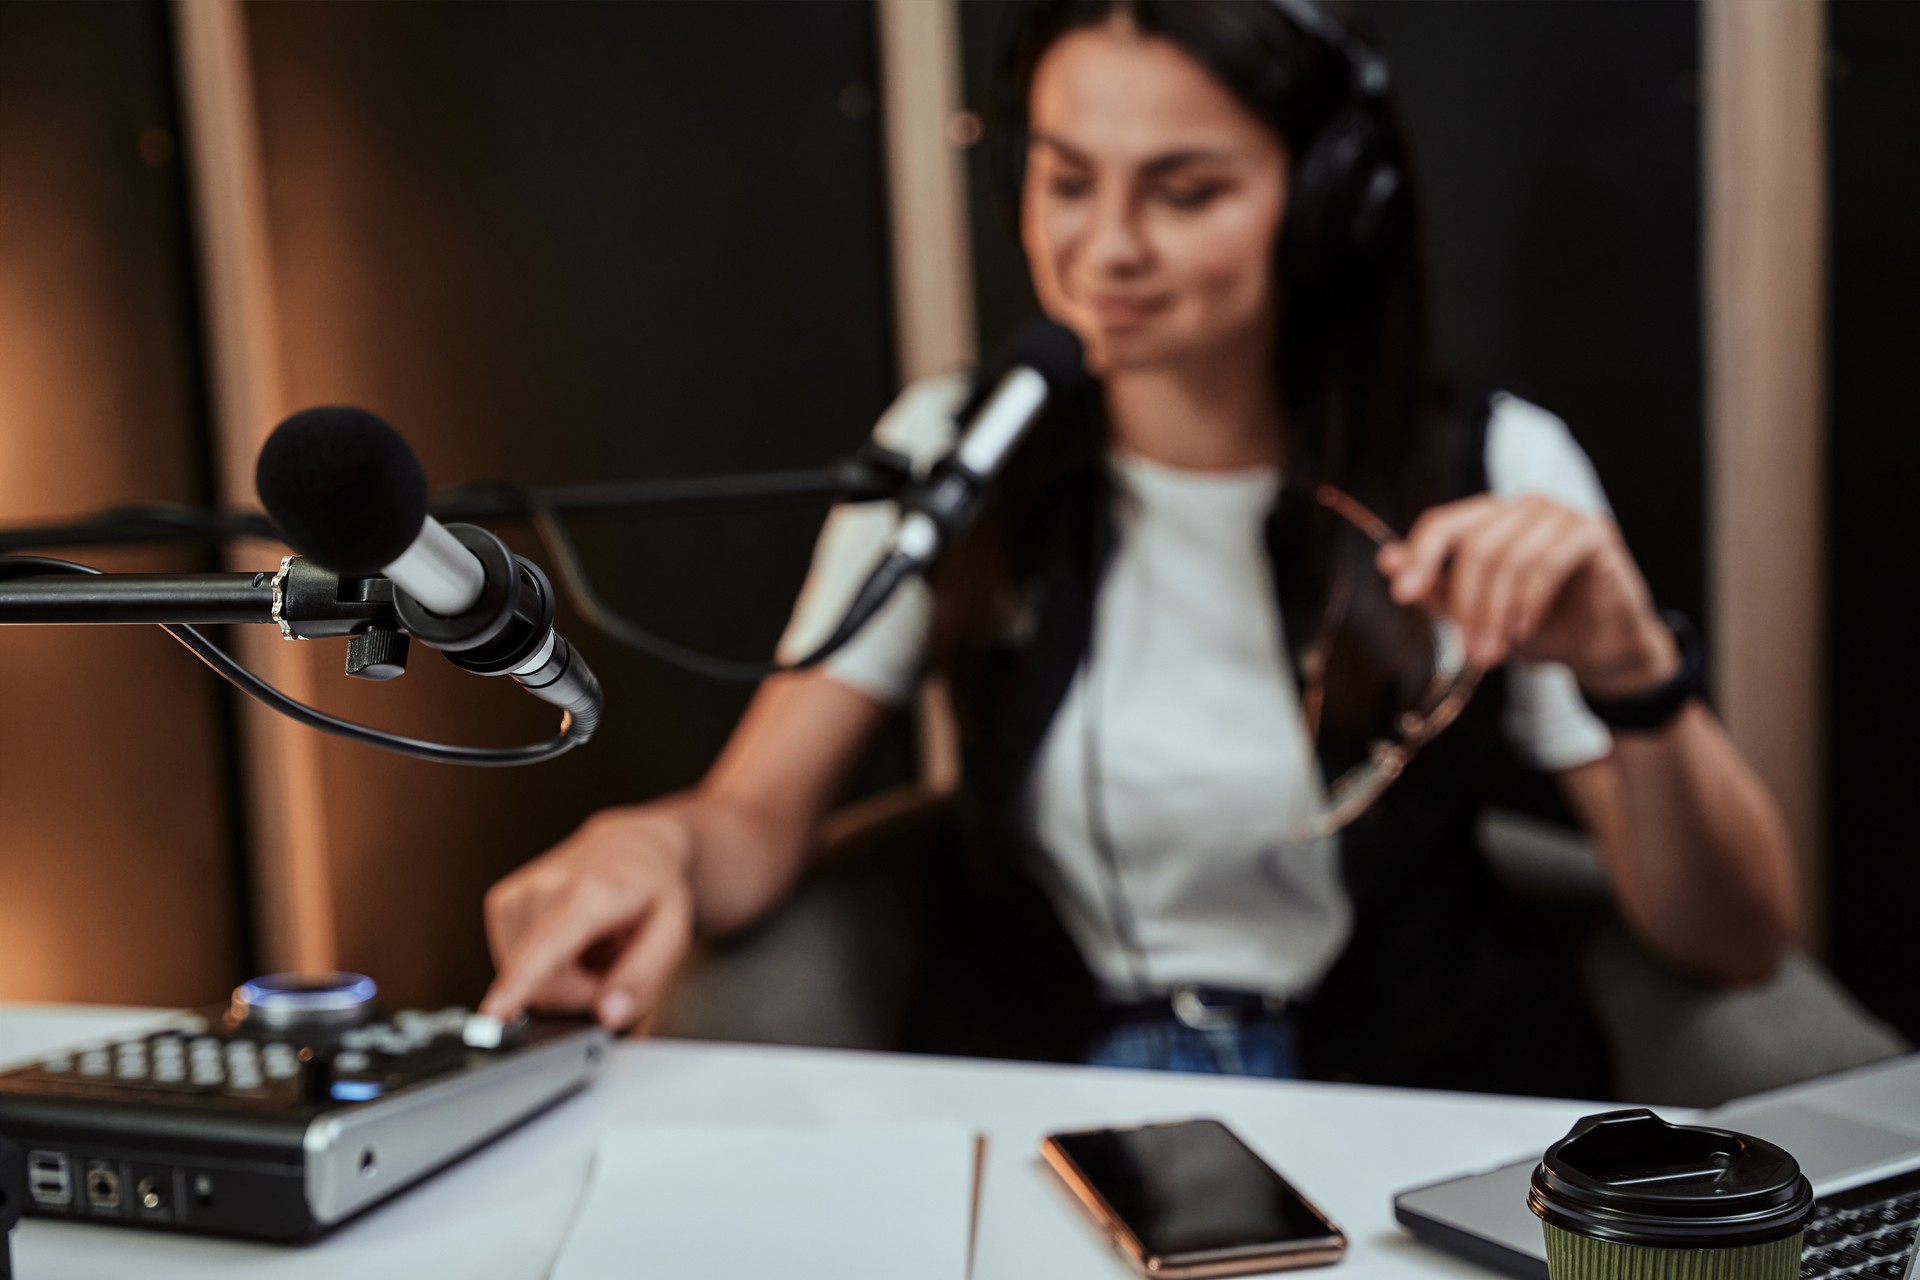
[1705,0,1829,948]
[0,0,241,1005]
[174,0,340,980]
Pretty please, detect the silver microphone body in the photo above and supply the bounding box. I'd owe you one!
[954,366,1049,474]
[890,365,1053,571]
[778,318,1086,668]
[382,516,487,616]
[381,519,580,682]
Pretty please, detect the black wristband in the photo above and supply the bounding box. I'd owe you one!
[1578,609,1705,733]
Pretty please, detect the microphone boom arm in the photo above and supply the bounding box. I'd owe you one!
[0,560,400,636]
[0,547,599,767]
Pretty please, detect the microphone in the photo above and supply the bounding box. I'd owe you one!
[889,318,1089,572]
[794,318,1090,667]
[256,407,602,736]
[256,407,483,616]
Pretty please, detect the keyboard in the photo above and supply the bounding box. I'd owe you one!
[1803,1167,1920,1279]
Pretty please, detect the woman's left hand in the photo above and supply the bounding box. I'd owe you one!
[1375,494,1679,697]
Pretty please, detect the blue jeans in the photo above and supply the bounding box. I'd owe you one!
[1082,1013,1303,1078]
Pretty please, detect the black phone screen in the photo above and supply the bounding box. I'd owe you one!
[1050,1120,1339,1259]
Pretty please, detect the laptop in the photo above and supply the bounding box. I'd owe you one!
[1395,1054,1920,1279]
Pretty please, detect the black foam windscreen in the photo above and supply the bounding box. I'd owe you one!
[1004,317,1091,400]
[255,406,430,575]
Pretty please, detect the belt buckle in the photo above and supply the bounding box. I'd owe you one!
[1171,984,1239,1032]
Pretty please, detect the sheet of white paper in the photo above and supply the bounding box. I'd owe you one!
[549,1122,978,1280]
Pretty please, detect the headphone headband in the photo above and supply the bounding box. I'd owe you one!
[1265,0,1407,295]
[1266,0,1391,99]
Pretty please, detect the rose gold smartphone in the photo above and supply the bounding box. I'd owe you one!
[1041,1119,1348,1278]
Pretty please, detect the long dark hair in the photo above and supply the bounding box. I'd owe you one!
[934,0,1454,761]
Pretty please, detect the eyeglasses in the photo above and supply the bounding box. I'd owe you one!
[1287,482,1482,843]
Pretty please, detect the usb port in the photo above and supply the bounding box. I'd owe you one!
[28,1150,73,1207]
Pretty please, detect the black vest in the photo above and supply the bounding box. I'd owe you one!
[908,403,1611,1100]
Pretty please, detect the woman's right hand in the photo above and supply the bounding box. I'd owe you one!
[478,670,894,1030]
[478,802,699,1030]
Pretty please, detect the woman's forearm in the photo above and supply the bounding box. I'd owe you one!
[679,671,895,936]
[1566,703,1803,983]
[676,789,815,936]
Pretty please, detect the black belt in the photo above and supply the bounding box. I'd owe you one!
[1100,983,1292,1032]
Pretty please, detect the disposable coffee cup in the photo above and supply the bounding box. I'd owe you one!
[1529,1108,1813,1280]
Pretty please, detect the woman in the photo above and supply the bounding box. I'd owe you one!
[479,0,1798,1096]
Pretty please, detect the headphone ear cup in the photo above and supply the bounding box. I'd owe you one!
[1350,163,1403,252]
[1280,105,1404,291]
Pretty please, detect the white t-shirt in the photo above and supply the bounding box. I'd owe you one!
[778,376,1616,998]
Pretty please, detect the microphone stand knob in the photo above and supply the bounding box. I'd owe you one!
[346,628,410,681]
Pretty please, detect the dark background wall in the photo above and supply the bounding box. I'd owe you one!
[1362,1,1705,634]
[1826,0,1920,1043]
[241,0,907,1007]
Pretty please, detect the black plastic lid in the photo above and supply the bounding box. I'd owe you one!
[1529,1109,1815,1247]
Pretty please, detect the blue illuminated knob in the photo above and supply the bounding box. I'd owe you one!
[232,972,378,1032]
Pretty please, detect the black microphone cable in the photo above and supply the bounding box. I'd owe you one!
[0,555,590,767]
[0,488,905,687]
[493,483,903,685]
[495,317,1089,685]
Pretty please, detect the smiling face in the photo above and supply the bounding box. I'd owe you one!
[1021,13,1291,375]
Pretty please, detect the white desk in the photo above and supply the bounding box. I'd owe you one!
[1,1003,1597,1279]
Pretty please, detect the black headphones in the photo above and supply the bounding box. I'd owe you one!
[1268,0,1407,293]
